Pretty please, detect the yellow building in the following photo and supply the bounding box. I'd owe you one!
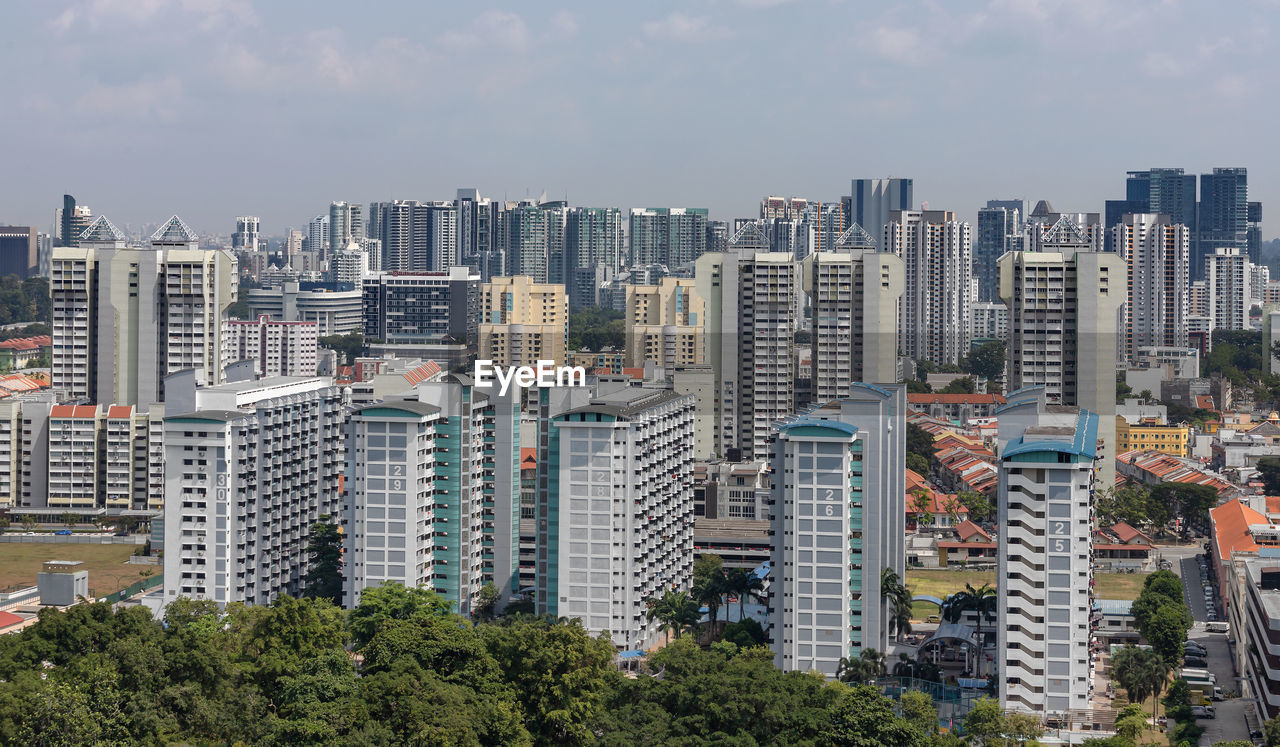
[625,278,705,369]
[568,350,625,374]
[478,277,567,367]
[1115,416,1192,457]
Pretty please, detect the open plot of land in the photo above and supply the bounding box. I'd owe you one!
[0,544,154,597]
[905,568,1150,619]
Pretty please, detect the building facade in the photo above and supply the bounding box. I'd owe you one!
[884,210,973,366]
[478,276,568,367]
[222,316,319,378]
[161,378,346,606]
[624,278,705,370]
[1114,213,1191,361]
[361,268,479,345]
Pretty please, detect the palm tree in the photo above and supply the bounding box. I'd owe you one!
[941,583,997,676]
[880,568,914,641]
[724,567,765,622]
[693,570,729,641]
[859,648,886,681]
[1112,645,1168,719]
[646,590,700,640]
[835,648,886,684]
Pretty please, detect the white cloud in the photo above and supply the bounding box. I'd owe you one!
[211,31,431,94]
[1215,74,1249,98]
[439,11,531,52]
[870,26,924,66]
[50,0,255,32]
[1142,52,1182,77]
[549,10,580,38]
[642,12,727,43]
[180,0,257,29]
[75,76,183,122]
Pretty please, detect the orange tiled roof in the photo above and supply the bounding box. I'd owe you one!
[520,447,537,466]
[400,360,442,385]
[1210,497,1272,560]
[1266,496,1280,515]
[106,405,134,419]
[0,336,50,351]
[954,519,990,542]
[907,393,1007,406]
[1107,521,1152,545]
[50,405,98,419]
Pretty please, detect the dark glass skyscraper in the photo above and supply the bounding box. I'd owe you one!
[1198,167,1248,278]
[975,199,1023,301]
[1105,168,1197,254]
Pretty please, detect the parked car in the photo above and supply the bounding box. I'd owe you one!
[54,529,72,535]
[1184,656,1207,667]
[1191,705,1216,719]
[1185,644,1208,656]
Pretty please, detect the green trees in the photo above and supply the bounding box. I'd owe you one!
[567,307,625,351]
[319,333,364,364]
[940,377,976,394]
[645,590,701,640]
[881,568,913,641]
[899,689,938,735]
[302,518,344,604]
[941,583,997,675]
[966,341,1006,386]
[1260,457,1280,496]
[724,567,764,621]
[1110,645,1170,720]
[347,583,453,649]
[692,554,728,637]
[1129,570,1191,670]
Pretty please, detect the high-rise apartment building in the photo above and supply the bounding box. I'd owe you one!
[454,189,500,277]
[884,209,973,366]
[769,384,906,674]
[629,207,709,268]
[342,400,441,606]
[735,236,797,459]
[328,201,363,255]
[417,377,521,614]
[1114,214,1191,361]
[997,392,1098,717]
[232,216,261,251]
[51,216,238,407]
[0,226,38,279]
[801,241,903,400]
[478,276,567,367]
[1206,247,1249,331]
[624,278,704,370]
[1025,205,1103,252]
[222,315,319,378]
[541,387,695,649]
[1248,201,1263,265]
[1107,169,1197,252]
[1198,168,1249,276]
[56,195,92,248]
[998,243,1124,487]
[246,282,363,336]
[975,201,1022,301]
[161,377,346,606]
[362,268,479,345]
[844,178,912,251]
[498,201,567,283]
[307,214,329,256]
[566,207,623,275]
[760,196,809,221]
[971,302,1010,342]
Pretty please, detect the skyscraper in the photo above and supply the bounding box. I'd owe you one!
[998,234,1124,486]
[628,207,709,268]
[232,216,261,251]
[57,194,92,248]
[0,226,38,279]
[1114,213,1191,361]
[975,200,1022,301]
[844,178,912,251]
[801,230,903,399]
[51,216,238,407]
[884,210,973,366]
[161,377,346,606]
[1198,167,1249,279]
[306,214,329,256]
[734,228,797,459]
[996,390,1098,716]
[368,200,458,273]
[768,383,906,674]
[1205,247,1249,331]
[361,268,479,344]
[1248,201,1264,264]
[541,387,695,649]
[566,206,623,275]
[502,201,567,283]
[328,201,363,255]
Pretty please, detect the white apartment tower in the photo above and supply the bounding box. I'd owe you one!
[328,201,363,255]
[51,216,238,408]
[998,242,1124,487]
[222,315,319,378]
[161,377,346,606]
[342,400,441,607]
[232,216,260,251]
[883,210,973,366]
[769,383,907,674]
[543,388,695,649]
[1114,214,1191,361]
[735,229,797,459]
[801,232,904,400]
[996,390,1098,717]
[1206,247,1249,331]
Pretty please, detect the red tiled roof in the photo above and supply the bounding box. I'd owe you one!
[106,405,134,419]
[50,405,98,419]
[0,611,22,629]
[954,519,990,542]
[0,336,51,351]
[1195,395,1214,410]
[1108,521,1152,545]
[1210,497,1272,560]
[1266,497,1280,515]
[401,360,442,385]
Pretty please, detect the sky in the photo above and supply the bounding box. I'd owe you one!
[2,0,1277,238]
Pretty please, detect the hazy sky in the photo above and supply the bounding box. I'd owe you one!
[3,0,1276,238]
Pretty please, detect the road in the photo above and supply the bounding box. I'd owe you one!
[1166,546,1256,744]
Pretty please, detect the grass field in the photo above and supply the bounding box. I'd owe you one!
[904,567,1150,620]
[0,544,155,598]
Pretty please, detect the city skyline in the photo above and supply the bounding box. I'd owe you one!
[2,1,1276,235]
